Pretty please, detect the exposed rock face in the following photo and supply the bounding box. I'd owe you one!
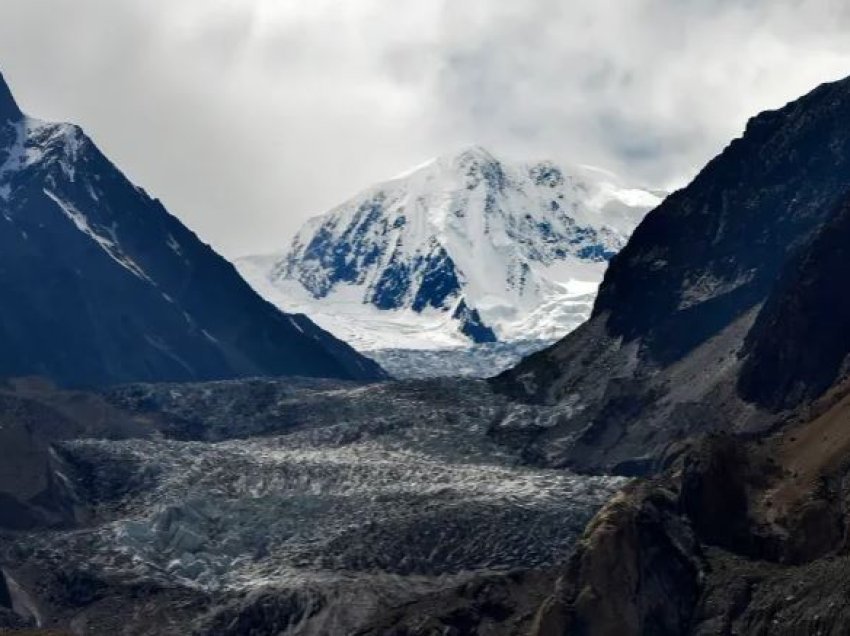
[593,77,850,359]
[738,193,850,410]
[356,570,559,636]
[527,395,850,636]
[0,71,385,386]
[493,75,850,474]
[453,298,498,344]
[0,378,156,531]
[531,481,703,636]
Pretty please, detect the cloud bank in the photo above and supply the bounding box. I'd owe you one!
[0,0,848,256]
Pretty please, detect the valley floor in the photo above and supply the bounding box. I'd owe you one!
[0,378,623,635]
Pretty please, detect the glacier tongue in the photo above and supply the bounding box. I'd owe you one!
[18,378,624,593]
[8,377,626,634]
[238,146,663,353]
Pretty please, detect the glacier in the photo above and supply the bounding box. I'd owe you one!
[7,377,625,634]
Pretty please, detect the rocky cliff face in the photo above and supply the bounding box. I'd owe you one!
[494,74,850,474]
[530,379,850,636]
[738,193,850,410]
[593,77,850,359]
[486,78,850,633]
[0,71,385,386]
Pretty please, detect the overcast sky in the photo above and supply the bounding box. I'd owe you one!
[1,0,848,257]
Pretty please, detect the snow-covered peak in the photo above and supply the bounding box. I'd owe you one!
[238,147,664,351]
[436,144,501,174]
[387,146,500,182]
[0,117,88,187]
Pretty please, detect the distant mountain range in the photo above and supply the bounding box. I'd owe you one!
[238,146,663,353]
[0,72,385,386]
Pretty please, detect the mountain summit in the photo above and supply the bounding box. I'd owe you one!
[0,72,22,123]
[0,72,385,386]
[238,146,662,352]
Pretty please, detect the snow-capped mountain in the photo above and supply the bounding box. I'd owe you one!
[0,71,385,385]
[240,147,662,354]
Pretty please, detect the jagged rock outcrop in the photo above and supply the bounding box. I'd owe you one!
[531,481,703,636]
[527,393,850,635]
[356,571,558,636]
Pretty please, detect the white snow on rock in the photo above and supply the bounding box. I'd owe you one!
[43,189,151,281]
[237,146,663,361]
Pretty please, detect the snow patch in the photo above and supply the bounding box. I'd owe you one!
[43,189,152,282]
[167,233,183,257]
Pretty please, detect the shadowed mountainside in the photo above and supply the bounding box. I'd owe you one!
[0,71,385,387]
[493,74,850,474]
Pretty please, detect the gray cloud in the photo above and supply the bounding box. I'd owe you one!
[0,0,848,257]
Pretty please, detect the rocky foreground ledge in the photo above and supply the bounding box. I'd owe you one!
[528,383,850,636]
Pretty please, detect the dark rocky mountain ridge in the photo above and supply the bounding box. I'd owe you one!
[0,71,384,387]
[595,77,850,355]
[493,74,850,474]
[737,191,850,410]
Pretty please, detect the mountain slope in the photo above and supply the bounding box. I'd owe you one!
[494,74,850,473]
[0,71,385,386]
[238,147,662,351]
[528,200,850,632]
